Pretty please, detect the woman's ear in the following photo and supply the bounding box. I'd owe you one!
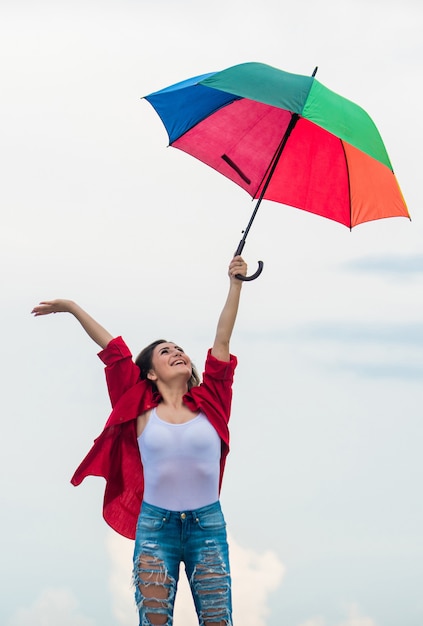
[147,369,157,381]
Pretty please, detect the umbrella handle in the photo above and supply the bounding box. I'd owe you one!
[235,260,264,281]
[234,233,264,281]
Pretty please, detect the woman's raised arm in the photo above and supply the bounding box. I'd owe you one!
[31,299,114,349]
[211,255,247,362]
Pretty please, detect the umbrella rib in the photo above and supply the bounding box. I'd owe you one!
[339,139,352,230]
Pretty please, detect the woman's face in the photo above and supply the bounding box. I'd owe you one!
[148,342,192,385]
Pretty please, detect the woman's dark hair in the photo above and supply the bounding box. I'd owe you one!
[135,339,200,392]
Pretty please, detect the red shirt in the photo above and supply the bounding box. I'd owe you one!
[71,336,237,539]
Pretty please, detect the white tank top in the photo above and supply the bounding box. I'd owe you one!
[138,408,221,511]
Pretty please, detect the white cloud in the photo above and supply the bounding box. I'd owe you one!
[107,529,285,626]
[106,531,136,626]
[6,588,96,626]
[230,533,285,626]
[298,604,377,626]
[338,604,377,626]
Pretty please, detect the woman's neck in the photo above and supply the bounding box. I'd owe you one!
[156,381,189,408]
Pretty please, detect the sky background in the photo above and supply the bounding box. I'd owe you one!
[1,1,422,625]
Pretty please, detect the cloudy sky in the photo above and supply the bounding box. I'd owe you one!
[1,1,422,625]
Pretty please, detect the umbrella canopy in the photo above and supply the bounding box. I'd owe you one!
[144,62,409,278]
[145,62,408,226]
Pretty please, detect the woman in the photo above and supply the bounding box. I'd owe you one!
[32,255,247,626]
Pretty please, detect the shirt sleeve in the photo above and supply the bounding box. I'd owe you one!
[190,349,237,426]
[98,336,141,407]
[203,349,237,381]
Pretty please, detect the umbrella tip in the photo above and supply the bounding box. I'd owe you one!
[312,66,318,77]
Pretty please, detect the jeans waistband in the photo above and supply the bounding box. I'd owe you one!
[141,500,221,520]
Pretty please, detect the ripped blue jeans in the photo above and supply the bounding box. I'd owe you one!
[133,500,232,626]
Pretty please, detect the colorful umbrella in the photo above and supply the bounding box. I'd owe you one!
[144,62,409,280]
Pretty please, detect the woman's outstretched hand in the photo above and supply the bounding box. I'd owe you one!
[31,299,76,316]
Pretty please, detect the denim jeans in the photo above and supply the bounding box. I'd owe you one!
[133,500,232,626]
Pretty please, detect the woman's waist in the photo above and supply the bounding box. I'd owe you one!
[141,499,222,520]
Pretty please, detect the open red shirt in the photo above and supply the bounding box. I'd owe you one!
[71,336,237,539]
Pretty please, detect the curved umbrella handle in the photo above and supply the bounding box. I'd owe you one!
[236,260,264,281]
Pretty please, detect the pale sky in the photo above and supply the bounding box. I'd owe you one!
[1,1,422,625]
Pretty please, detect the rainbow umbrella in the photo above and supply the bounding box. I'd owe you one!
[144,62,409,280]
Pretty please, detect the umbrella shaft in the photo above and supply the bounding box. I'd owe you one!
[258,112,299,201]
[235,113,299,256]
[235,198,263,255]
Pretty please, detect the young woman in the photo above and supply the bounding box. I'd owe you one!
[32,255,247,626]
